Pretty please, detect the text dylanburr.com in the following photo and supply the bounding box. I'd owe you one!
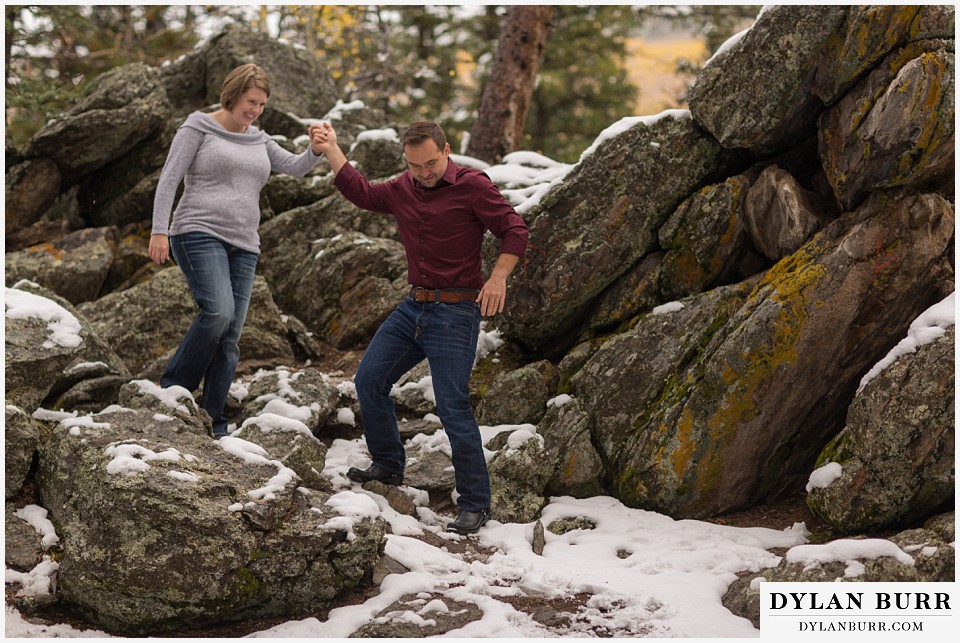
[761,582,955,639]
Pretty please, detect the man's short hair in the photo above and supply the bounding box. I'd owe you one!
[220,63,271,110]
[403,121,447,150]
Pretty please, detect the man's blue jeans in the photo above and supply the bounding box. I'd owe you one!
[355,296,490,512]
[162,232,258,436]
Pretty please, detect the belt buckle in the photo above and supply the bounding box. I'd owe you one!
[413,287,438,303]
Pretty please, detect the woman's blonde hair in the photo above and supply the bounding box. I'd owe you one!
[220,63,271,110]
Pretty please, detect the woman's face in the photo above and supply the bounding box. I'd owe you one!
[229,87,268,129]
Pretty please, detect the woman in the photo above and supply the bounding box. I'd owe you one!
[149,63,324,438]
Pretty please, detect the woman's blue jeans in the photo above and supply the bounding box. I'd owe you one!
[355,296,490,512]
[161,232,258,436]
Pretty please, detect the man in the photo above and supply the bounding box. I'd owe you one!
[312,121,528,535]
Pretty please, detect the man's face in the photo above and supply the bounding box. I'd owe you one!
[405,139,450,188]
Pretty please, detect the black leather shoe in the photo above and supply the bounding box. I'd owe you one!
[446,509,490,535]
[346,463,403,486]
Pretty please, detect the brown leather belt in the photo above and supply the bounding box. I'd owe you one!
[409,286,479,303]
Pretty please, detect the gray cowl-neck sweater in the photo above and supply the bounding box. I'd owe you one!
[152,111,320,254]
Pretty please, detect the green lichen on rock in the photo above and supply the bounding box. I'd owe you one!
[547,516,597,535]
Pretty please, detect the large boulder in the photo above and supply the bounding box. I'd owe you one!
[488,426,552,524]
[573,281,753,517]
[8,281,132,413]
[476,360,558,426]
[575,190,954,518]
[658,173,759,301]
[261,230,408,350]
[742,165,825,262]
[5,159,61,236]
[807,326,954,533]
[160,24,338,139]
[502,113,740,352]
[690,6,950,160]
[538,397,606,498]
[77,266,295,377]
[37,406,385,634]
[21,63,170,185]
[812,5,955,105]
[5,226,119,305]
[818,41,955,209]
[5,406,42,499]
[234,366,341,433]
[688,5,848,154]
[5,286,85,410]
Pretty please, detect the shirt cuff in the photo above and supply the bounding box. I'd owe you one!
[499,238,528,258]
[333,161,358,188]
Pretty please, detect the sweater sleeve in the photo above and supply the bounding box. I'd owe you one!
[151,126,204,235]
[265,140,322,177]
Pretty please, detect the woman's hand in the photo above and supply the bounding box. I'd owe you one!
[149,234,169,265]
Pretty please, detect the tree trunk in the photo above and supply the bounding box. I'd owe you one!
[304,6,317,52]
[467,5,553,164]
[5,6,17,87]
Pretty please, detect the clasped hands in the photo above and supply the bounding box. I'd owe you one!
[309,122,336,155]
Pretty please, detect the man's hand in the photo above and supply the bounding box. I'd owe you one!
[478,275,507,316]
[149,233,169,265]
[478,253,521,316]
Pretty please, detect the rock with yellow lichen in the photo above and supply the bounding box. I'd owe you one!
[812,4,954,104]
[657,173,757,301]
[818,42,955,209]
[501,113,741,353]
[687,5,848,154]
[573,190,953,519]
[807,326,954,533]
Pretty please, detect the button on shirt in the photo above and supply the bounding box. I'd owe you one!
[333,159,529,290]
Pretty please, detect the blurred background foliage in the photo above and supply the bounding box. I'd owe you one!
[5,4,758,163]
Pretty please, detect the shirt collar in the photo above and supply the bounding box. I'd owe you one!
[409,156,459,190]
[440,157,459,185]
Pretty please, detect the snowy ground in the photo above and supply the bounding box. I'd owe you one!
[5,441,809,639]
[9,436,941,639]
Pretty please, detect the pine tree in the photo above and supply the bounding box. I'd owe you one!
[466,6,553,164]
[527,6,640,163]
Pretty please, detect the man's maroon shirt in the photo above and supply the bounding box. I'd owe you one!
[333,159,529,290]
